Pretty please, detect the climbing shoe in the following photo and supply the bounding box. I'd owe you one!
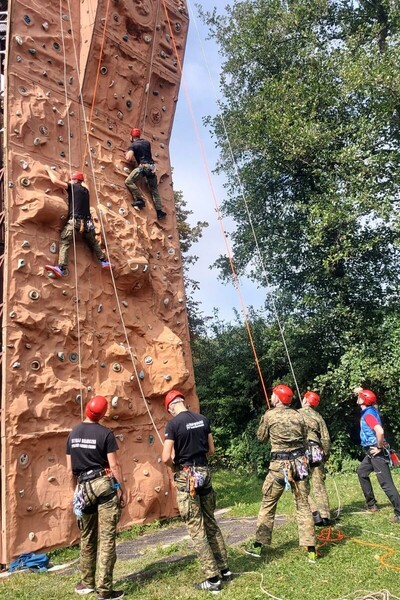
[244,541,266,558]
[156,209,167,220]
[192,579,221,594]
[100,260,113,270]
[46,264,65,278]
[307,551,317,563]
[74,581,95,594]
[132,199,145,210]
[220,569,233,582]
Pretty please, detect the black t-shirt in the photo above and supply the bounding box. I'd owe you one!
[66,422,118,476]
[67,182,91,218]
[128,138,154,165]
[164,411,211,466]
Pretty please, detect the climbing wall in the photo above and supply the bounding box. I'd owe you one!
[0,0,194,563]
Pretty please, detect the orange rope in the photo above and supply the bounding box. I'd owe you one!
[160,0,270,407]
[81,0,112,171]
[316,527,400,572]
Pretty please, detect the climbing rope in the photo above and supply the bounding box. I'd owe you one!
[160,0,270,407]
[65,0,164,445]
[185,0,304,401]
[59,0,84,419]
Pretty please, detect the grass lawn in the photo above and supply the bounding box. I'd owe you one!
[1,470,400,599]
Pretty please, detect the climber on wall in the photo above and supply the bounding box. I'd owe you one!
[45,167,113,278]
[124,128,167,220]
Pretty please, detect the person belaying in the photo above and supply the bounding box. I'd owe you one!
[162,390,232,593]
[354,387,400,521]
[299,391,332,527]
[245,384,317,562]
[45,168,113,278]
[66,396,126,600]
[124,128,167,220]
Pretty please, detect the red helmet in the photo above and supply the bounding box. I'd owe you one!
[165,389,184,411]
[85,396,108,421]
[273,384,293,405]
[70,171,84,181]
[130,128,141,137]
[303,391,320,407]
[357,389,377,406]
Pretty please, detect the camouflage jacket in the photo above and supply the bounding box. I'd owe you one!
[257,404,308,453]
[298,407,331,456]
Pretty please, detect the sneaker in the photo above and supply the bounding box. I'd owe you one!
[390,515,400,523]
[366,504,379,512]
[97,592,124,600]
[75,581,95,595]
[244,541,266,558]
[46,264,65,278]
[132,200,145,211]
[100,260,113,270]
[156,209,167,220]
[193,579,221,594]
[307,551,317,563]
[221,569,233,582]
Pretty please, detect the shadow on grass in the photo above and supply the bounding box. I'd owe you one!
[117,552,197,593]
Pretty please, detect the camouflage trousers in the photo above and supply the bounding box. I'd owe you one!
[125,165,162,210]
[308,464,331,519]
[174,466,228,579]
[59,218,105,267]
[255,461,315,547]
[78,476,121,596]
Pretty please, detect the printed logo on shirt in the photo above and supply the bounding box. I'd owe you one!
[71,437,96,449]
[186,420,204,430]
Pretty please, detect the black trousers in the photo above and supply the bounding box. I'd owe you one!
[357,452,400,515]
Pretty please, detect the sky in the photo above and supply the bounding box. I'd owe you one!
[169,0,266,323]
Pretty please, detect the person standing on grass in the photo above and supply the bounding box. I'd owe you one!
[162,389,232,594]
[66,396,126,600]
[299,391,332,527]
[245,384,317,563]
[354,387,400,522]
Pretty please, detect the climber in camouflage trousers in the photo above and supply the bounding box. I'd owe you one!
[162,390,231,594]
[245,384,317,562]
[299,391,332,526]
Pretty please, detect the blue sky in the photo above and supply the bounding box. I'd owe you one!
[169,1,266,323]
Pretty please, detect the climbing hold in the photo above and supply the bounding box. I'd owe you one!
[62,290,68,296]
[164,375,172,382]
[137,497,142,502]
[121,300,128,307]
[157,457,162,463]
[144,34,152,43]
[100,362,106,368]
[178,298,184,303]
[156,252,161,260]
[42,21,49,31]
[163,298,169,307]
[49,242,57,254]
[21,240,30,248]
[19,490,24,497]
[18,85,28,94]
[15,35,23,45]
[28,290,40,300]
[144,356,153,365]
[19,453,29,466]
[115,434,124,442]
[20,160,28,170]
[56,352,65,361]
[28,48,36,55]
[12,361,21,369]
[17,259,26,269]
[69,352,79,363]
[26,507,33,512]
[143,470,149,476]
[16,55,22,62]
[75,394,82,404]
[100,66,108,74]
[31,360,41,371]
[20,177,30,187]
[138,370,144,380]
[23,15,32,25]
[53,42,61,51]
[148,435,154,445]
[58,136,64,142]
[122,35,128,42]
[111,396,118,408]
[112,415,119,420]
[165,491,169,496]
[118,207,126,216]
[130,375,135,381]
[57,119,64,126]
[33,137,45,146]
[112,363,122,373]
[48,476,56,482]
[97,304,103,313]
[25,343,31,349]
[126,100,132,109]
[10,311,16,318]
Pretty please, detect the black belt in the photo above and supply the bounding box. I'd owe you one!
[77,469,106,483]
[270,449,305,461]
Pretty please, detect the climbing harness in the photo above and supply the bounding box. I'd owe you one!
[182,466,205,498]
[307,441,325,467]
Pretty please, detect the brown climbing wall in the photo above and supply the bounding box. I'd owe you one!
[0,0,194,563]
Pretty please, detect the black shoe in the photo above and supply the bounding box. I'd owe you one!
[312,511,324,526]
[193,579,221,594]
[221,569,233,582]
[321,518,332,526]
[156,209,167,220]
[132,200,145,210]
[97,591,124,600]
